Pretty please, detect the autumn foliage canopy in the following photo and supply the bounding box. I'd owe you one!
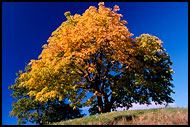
[12,2,174,114]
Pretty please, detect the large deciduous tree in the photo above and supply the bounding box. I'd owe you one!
[15,2,174,114]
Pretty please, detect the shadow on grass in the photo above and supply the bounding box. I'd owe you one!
[109,111,146,125]
[103,115,138,125]
[114,115,137,121]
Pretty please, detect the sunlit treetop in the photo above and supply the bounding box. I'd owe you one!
[19,2,133,97]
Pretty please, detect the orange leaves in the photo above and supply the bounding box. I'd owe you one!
[121,20,128,24]
[44,2,133,68]
[19,2,136,103]
[28,59,35,66]
[42,44,48,49]
[113,5,120,12]
[98,2,104,6]
[73,14,81,20]
[64,11,71,17]
[83,73,88,78]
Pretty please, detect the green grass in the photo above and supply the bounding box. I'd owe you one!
[50,107,188,125]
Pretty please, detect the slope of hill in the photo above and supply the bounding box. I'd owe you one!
[51,107,188,125]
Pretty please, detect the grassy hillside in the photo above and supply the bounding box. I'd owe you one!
[51,107,188,125]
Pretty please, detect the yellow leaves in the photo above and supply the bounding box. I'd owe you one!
[48,90,58,98]
[58,95,63,101]
[86,98,93,106]
[73,14,81,19]
[27,90,37,97]
[18,81,25,88]
[98,2,104,6]
[42,44,48,49]
[141,41,147,47]
[169,68,175,74]
[89,6,97,11]
[121,20,128,24]
[64,11,71,17]
[135,34,165,57]
[27,78,34,86]
[20,2,135,103]
[135,82,139,85]
[87,98,90,102]
[113,5,120,12]
[94,91,98,95]
[88,6,98,17]
[41,87,48,94]
[34,90,59,102]
[28,59,35,66]
[54,64,60,72]
[38,54,42,59]
[35,92,42,101]
[157,40,163,44]
[18,70,23,74]
[73,106,76,110]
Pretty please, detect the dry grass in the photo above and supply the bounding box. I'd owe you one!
[120,108,188,125]
[51,107,188,125]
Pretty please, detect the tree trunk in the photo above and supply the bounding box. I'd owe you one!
[97,95,103,113]
[97,94,112,113]
[103,94,111,113]
[104,103,112,113]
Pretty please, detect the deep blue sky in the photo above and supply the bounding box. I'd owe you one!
[2,2,188,125]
